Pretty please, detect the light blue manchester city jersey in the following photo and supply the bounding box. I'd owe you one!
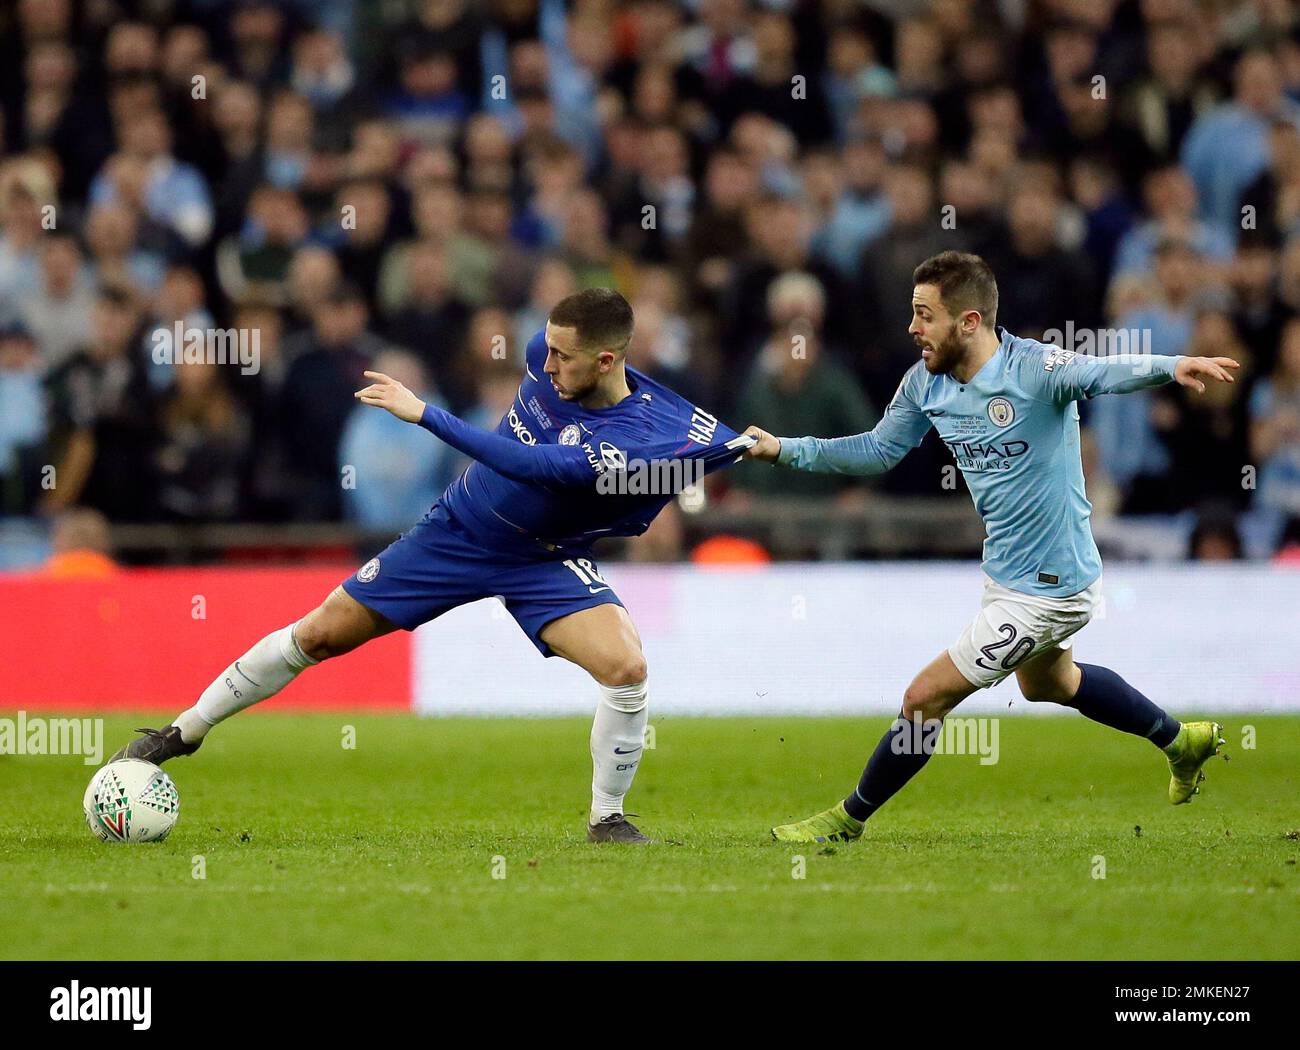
[778,328,1182,596]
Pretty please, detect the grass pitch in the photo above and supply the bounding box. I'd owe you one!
[1,713,1297,960]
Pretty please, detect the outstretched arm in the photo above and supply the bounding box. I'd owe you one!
[354,371,597,487]
[742,372,931,475]
[355,371,753,488]
[1035,350,1239,402]
[743,425,912,475]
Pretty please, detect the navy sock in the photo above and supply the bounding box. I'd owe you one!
[843,711,938,822]
[1066,664,1180,748]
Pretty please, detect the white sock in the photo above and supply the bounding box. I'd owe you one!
[589,677,649,824]
[172,621,319,743]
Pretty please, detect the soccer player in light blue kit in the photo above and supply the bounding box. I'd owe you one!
[744,252,1238,843]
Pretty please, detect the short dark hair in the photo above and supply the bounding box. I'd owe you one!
[548,288,635,355]
[912,251,999,327]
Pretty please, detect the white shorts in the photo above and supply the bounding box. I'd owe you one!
[948,575,1102,689]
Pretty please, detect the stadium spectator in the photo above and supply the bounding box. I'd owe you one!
[983,182,1098,339]
[145,263,216,392]
[39,507,119,579]
[724,191,844,371]
[513,255,578,364]
[1181,48,1300,234]
[285,245,342,331]
[1089,236,1208,513]
[89,108,214,249]
[83,202,166,298]
[155,361,251,522]
[1118,19,1217,175]
[289,25,367,152]
[804,146,890,282]
[731,273,875,499]
[683,145,758,308]
[43,284,157,521]
[0,320,46,515]
[214,183,310,305]
[278,280,386,520]
[857,165,947,399]
[1113,165,1234,279]
[1250,316,1300,524]
[1238,118,1300,248]
[822,21,897,143]
[0,157,51,314]
[1228,229,1287,372]
[20,233,93,372]
[382,239,471,399]
[339,349,456,530]
[1162,311,1254,509]
[627,288,703,408]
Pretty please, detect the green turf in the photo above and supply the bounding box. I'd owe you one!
[1,713,1297,960]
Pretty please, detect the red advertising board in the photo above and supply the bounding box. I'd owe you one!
[0,569,411,710]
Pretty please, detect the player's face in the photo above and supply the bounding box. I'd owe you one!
[543,322,604,401]
[909,285,966,375]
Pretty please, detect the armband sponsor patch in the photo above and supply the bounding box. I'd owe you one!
[1043,347,1077,372]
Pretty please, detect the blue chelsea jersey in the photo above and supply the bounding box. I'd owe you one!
[436,329,746,553]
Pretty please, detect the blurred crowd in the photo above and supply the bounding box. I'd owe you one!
[1,0,1300,560]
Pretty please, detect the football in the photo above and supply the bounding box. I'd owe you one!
[83,760,181,843]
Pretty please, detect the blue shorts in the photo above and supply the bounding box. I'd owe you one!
[340,508,624,656]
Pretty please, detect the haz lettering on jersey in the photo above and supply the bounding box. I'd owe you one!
[686,407,719,445]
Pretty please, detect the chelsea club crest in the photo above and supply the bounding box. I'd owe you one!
[357,558,381,583]
[559,424,581,445]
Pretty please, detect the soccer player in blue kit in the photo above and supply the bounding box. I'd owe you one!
[110,289,752,844]
[743,252,1239,843]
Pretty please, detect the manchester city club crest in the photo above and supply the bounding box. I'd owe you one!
[357,557,381,583]
[987,397,1015,427]
[559,424,581,446]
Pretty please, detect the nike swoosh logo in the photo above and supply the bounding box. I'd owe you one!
[613,746,641,755]
[925,410,946,417]
[588,586,610,595]
[234,661,262,688]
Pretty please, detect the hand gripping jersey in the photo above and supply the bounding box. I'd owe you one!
[422,329,752,554]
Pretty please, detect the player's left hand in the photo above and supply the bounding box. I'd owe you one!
[355,371,426,423]
[1174,356,1239,394]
